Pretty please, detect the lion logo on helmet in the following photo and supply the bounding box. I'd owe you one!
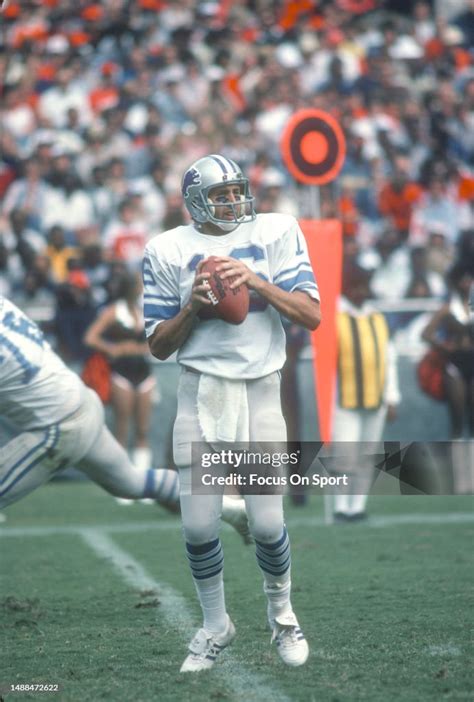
[182,167,202,199]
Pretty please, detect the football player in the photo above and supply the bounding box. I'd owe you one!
[0,296,250,541]
[143,155,321,671]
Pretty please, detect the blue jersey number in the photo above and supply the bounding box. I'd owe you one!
[1,310,44,383]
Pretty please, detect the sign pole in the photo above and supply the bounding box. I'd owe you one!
[280,108,346,446]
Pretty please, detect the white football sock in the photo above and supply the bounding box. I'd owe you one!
[132,447,152,471]
[349,493,369,514]
[186,538,228,634]
[194,573,228,634]
[334,493,350,514]
[264,572,292,622]
[255,528,292,621]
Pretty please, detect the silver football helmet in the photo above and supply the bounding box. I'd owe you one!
[181,154,256,232]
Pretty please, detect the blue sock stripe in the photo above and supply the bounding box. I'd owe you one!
[186,541,222,560]
[255,540,290,558]
[186,539,224,580]
[255,546,290,567]
[255,528,291,577]
[256,542,290,562]
[256,561,291,577]
[143,468,156,498]
[255,528,288,551]
[187,547,223,568]
[256,553,291,573]
[186,538,220,556]
[189,556,224,577]
[156,469,168,498]
[192,566,224,580]
[255,541,290,559]
[187,546,222,565]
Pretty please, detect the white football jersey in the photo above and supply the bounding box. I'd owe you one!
[0,297,85,430]
[143,213,319,379]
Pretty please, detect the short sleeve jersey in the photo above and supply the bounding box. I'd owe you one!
[143,213,319,379]
[0,297,84,429]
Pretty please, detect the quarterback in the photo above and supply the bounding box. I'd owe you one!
[144,154,321,671]
[0,296,249,541]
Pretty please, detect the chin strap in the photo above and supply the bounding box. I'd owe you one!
[216,221,241,232]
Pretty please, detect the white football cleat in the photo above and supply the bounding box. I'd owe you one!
[180,617,236,673]
[221,496,253,545]
[271,611,309,667]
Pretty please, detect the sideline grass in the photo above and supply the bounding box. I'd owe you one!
[1,484,472,701]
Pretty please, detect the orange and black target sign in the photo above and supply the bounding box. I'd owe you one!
[281,109,346,186]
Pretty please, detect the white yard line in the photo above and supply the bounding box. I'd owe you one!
[79,528,292,702]
[1,512,473,538]
[0,521,177,537]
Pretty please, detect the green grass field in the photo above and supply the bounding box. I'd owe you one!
[1,484,472,702]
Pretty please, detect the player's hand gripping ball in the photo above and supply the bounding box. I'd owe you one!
[199,256,249,324]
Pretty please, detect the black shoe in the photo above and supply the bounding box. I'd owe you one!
[348,512,368,522]
[333,512,350,523]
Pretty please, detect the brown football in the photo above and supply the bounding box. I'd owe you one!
[198,256,249,324]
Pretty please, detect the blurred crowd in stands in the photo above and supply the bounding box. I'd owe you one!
[1,0,473,360]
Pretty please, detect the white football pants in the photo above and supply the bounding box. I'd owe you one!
[174,369,288,544]
[0,388,156,508]
[331,403,388,515]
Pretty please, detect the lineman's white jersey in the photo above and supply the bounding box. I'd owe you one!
[143,213,319,379]
[0,297,84,430]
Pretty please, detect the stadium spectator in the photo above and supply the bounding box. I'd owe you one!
[410,176,464,247]
[132,158,168,231]
[2,208,44,271]
[11,254,57,323]
[45,225,79,284]
[421,262,474,493]
[80,243,111,306]
[42,150,95,243]
[2,157,50,231]
[84,270,155,472]
[377,160,423,239]
[102,197,148,269]
[86,165,117,234]
[331,263,401,521]
[54,269,97,365]
[338,184,361,239]
[38,65,93,130]
[367,227,413,301]
[256,168,299,217]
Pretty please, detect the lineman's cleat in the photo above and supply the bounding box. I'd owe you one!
[180,617,236,672]
[221,496,253,545]
[270,611,309,667]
